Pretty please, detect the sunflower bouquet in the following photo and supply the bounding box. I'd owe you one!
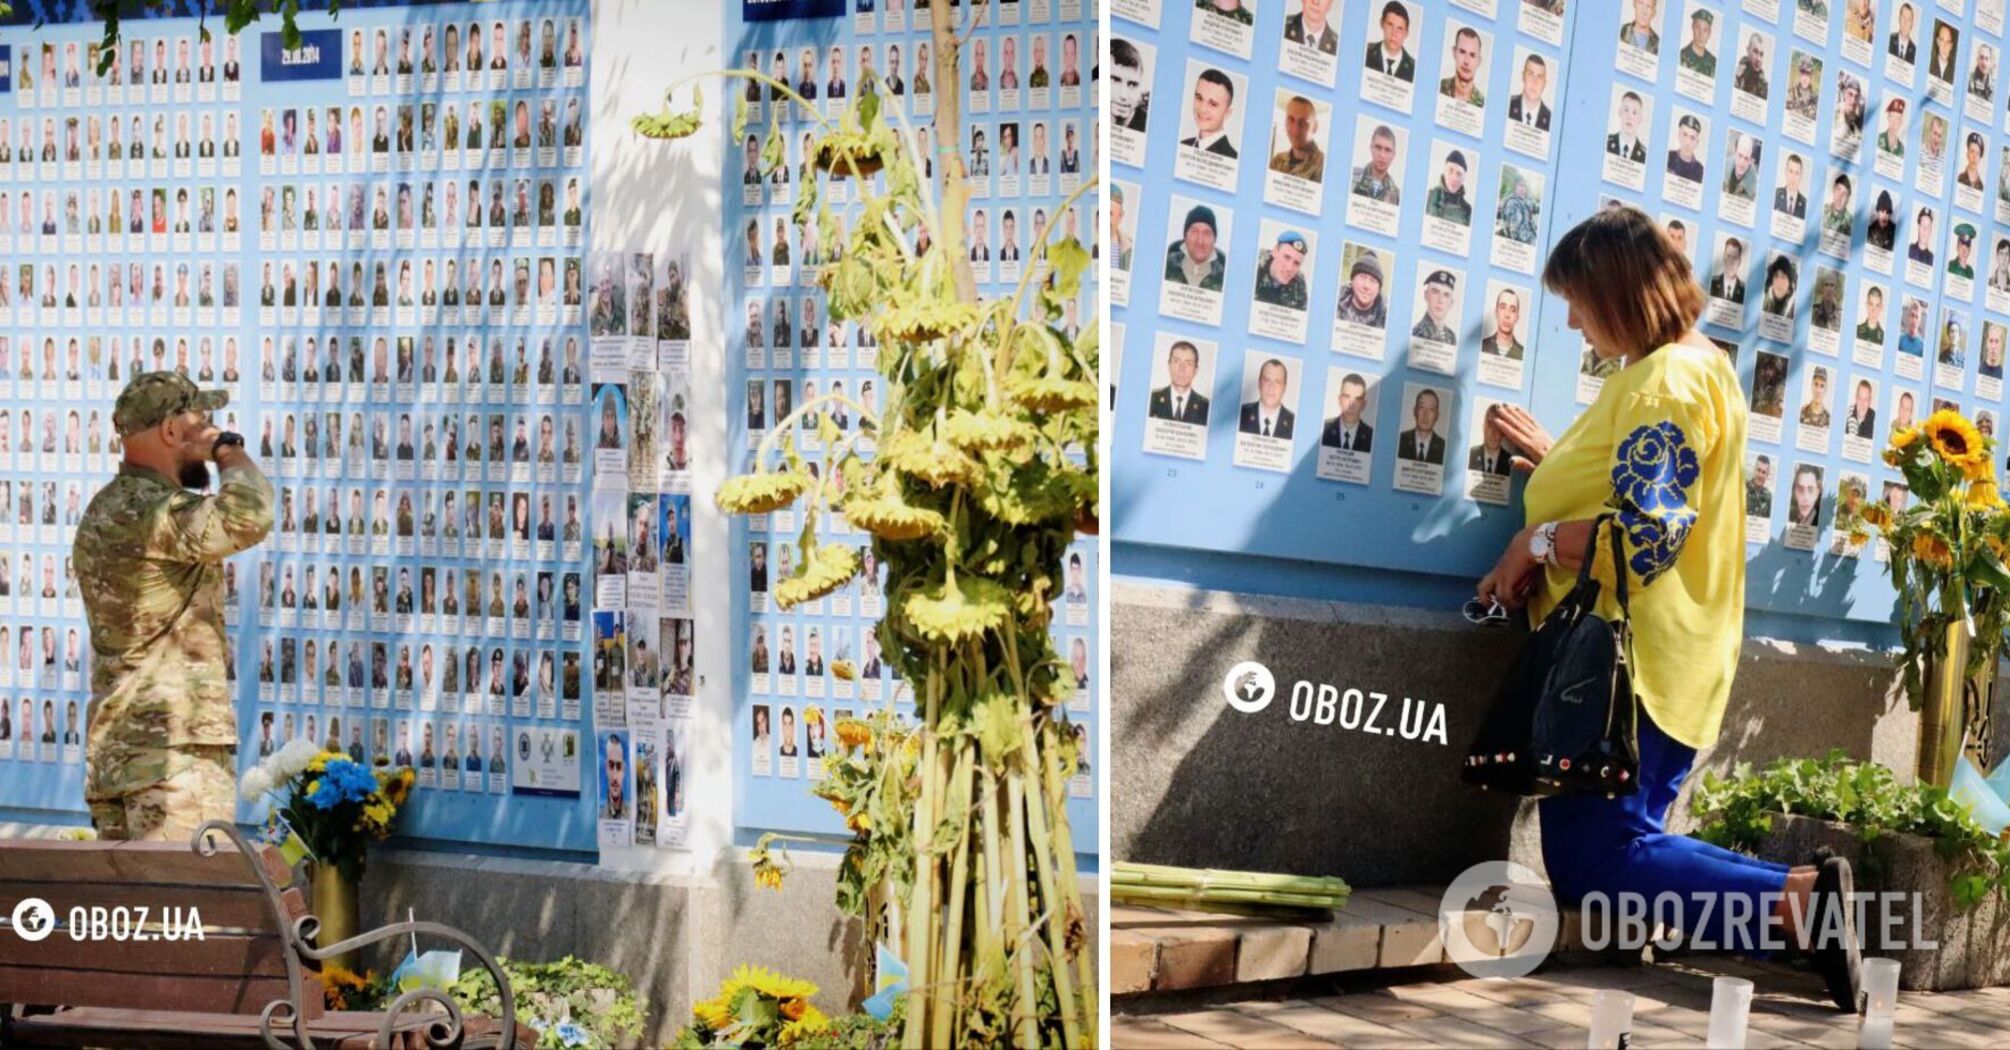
[675,965,830,1049]
[1838,409,2010,707]
[240,743,418,882]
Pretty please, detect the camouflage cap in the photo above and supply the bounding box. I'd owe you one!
[113,371,230,437]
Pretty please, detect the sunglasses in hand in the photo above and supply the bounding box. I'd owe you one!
[1462,596,1513,626]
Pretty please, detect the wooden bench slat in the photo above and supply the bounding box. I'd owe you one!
[0,840,292,888]
[0,931,292,978]
[0,965,323,1019]
[0,881,288,937]
[4,1009,530,1050]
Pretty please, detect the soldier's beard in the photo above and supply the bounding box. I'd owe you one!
[178,456,212,490]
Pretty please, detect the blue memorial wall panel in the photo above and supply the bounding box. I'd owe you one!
[1111,0,2010,627]
[724,0,1102,858]
[0,0,601,854]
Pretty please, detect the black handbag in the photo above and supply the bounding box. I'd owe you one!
[1463,515,1641,797]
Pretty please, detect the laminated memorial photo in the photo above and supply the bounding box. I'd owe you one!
[1249,221,1314,343]
[1759,251,1799,344]
[1600,86,1651,192]
[1421,140,1477,254]
[1828,69,1867,161]
[1830,472,1871,557]
[1886,1,1919,84]
[1947,221,1980,304]
[1841,0,1878,66]
[1937,307,1970,392]
[1143,332,1218,460]
[1986,0,2008,35]
[1783,51,1821,145]
[1315,367,1377,484]
[1360,0,1418,113]
[1503,47,1555,160]
[1905,203,1939,290]
[1279,0,1342,85]
[1393,381,1451,495]
[1173,60,1247,191]
[1872,96,1907,182]
[1864,187,1898,275]
[1793,0,1832,43]
[1519,0,1567,45]
[1674,3,1719,102]
[1264,90,1330,215]
[1967,39,1998,124]
[1841,375,1881,462]
[1719,131,1761,228]
[1955,129,1989,216]
[1491,163,1543,275]
[1731,26,1772,125]
[1784,461,1826,550]
[1745,452,1776,544]
[1989,234,2010,314]
[1750,348,1789,445]
[1926,17,1959,106]
[1109,181,1139,307]
[1914,110,1948,195]
[1477,280,1530,390]
[1191,0,1257,60]
[1332,241,1394,360]
[1662,109,1709,211]
[1770,149,1811,244]
[1107,35,1153,168]
[1345,116,1406,235]
[1809,265,1845,356]
[1705,232,1750,329]
[1854,280,1890,368]
[1433,19,1490,139]
[1817,170,1856,259]
[1159,196,1230,325]
[1663,215,1695,264]
[1407,266,1464,376]
[1980,321,2007,402]
[1896,294,1929,380]
[1464,397,1519,506]
[1616,0,1663,81]
[1231,351,1302,473]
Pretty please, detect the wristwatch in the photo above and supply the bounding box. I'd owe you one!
[1528,521,1559,566]
[211,431,245,459]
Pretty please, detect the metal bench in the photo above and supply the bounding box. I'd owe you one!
[1,821,527,1048]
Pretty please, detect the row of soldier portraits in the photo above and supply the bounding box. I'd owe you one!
[254,710,524,798]
[742,29,1090,122]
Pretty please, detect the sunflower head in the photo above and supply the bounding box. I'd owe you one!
[1922,410,1990,474]
[1912,531,1956,571]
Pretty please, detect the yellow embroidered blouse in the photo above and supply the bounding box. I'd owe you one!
[1522,342,1749,750]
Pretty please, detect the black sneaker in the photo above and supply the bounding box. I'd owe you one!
[1808,856,1863,1013]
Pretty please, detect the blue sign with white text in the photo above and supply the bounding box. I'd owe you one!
[259,28,342,81]
[743,0,846,23]
[0,46,12,93]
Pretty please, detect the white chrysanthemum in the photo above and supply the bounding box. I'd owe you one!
[272,739,322,779]
[240,766,274,799]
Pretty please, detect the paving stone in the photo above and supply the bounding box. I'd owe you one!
[1110,1016,1229,1049]
[1341,893,1444,968]
[1135,925,1239,992]
[1380,982,1515,1014]
[1234,922,1312,983]
[1155,1009,1340,1049]
[1232,1000,1417,1047]
[1112,929,1159,995]
[1387,1014,1548,1048]
[1308,992,1443,1026]
[1450,977,1575,1009]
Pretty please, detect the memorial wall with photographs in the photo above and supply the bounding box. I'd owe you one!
[0,0,612,852]
[1111,0,2010,624]
[727,0,1101,843]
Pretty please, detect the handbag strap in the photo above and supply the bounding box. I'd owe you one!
[1605,515,1631,619]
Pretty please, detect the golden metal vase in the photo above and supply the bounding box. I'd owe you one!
[309,862,361,974]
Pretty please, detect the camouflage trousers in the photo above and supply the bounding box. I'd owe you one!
[86,744,238,842]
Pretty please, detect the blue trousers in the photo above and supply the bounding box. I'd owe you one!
[1540,711,1791,955]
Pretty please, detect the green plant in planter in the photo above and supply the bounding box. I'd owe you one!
[1691,750,2010,907]
[633,11,1097,1048]
[451,955,647,1050]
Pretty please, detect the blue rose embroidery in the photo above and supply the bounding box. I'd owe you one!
[1609,420,1700,585]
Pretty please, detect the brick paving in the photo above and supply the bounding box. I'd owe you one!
[1114,956,2010,1048]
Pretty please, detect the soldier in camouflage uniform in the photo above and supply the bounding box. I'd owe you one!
[73,372,273,841]
[1252,230,1310,311]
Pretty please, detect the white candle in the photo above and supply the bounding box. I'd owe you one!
[1587,989,1635,1049]
[1706,976,1754,1048]
[1859,957,1901,1050]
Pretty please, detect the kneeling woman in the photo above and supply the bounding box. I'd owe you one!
[1477,206,1862,1012]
